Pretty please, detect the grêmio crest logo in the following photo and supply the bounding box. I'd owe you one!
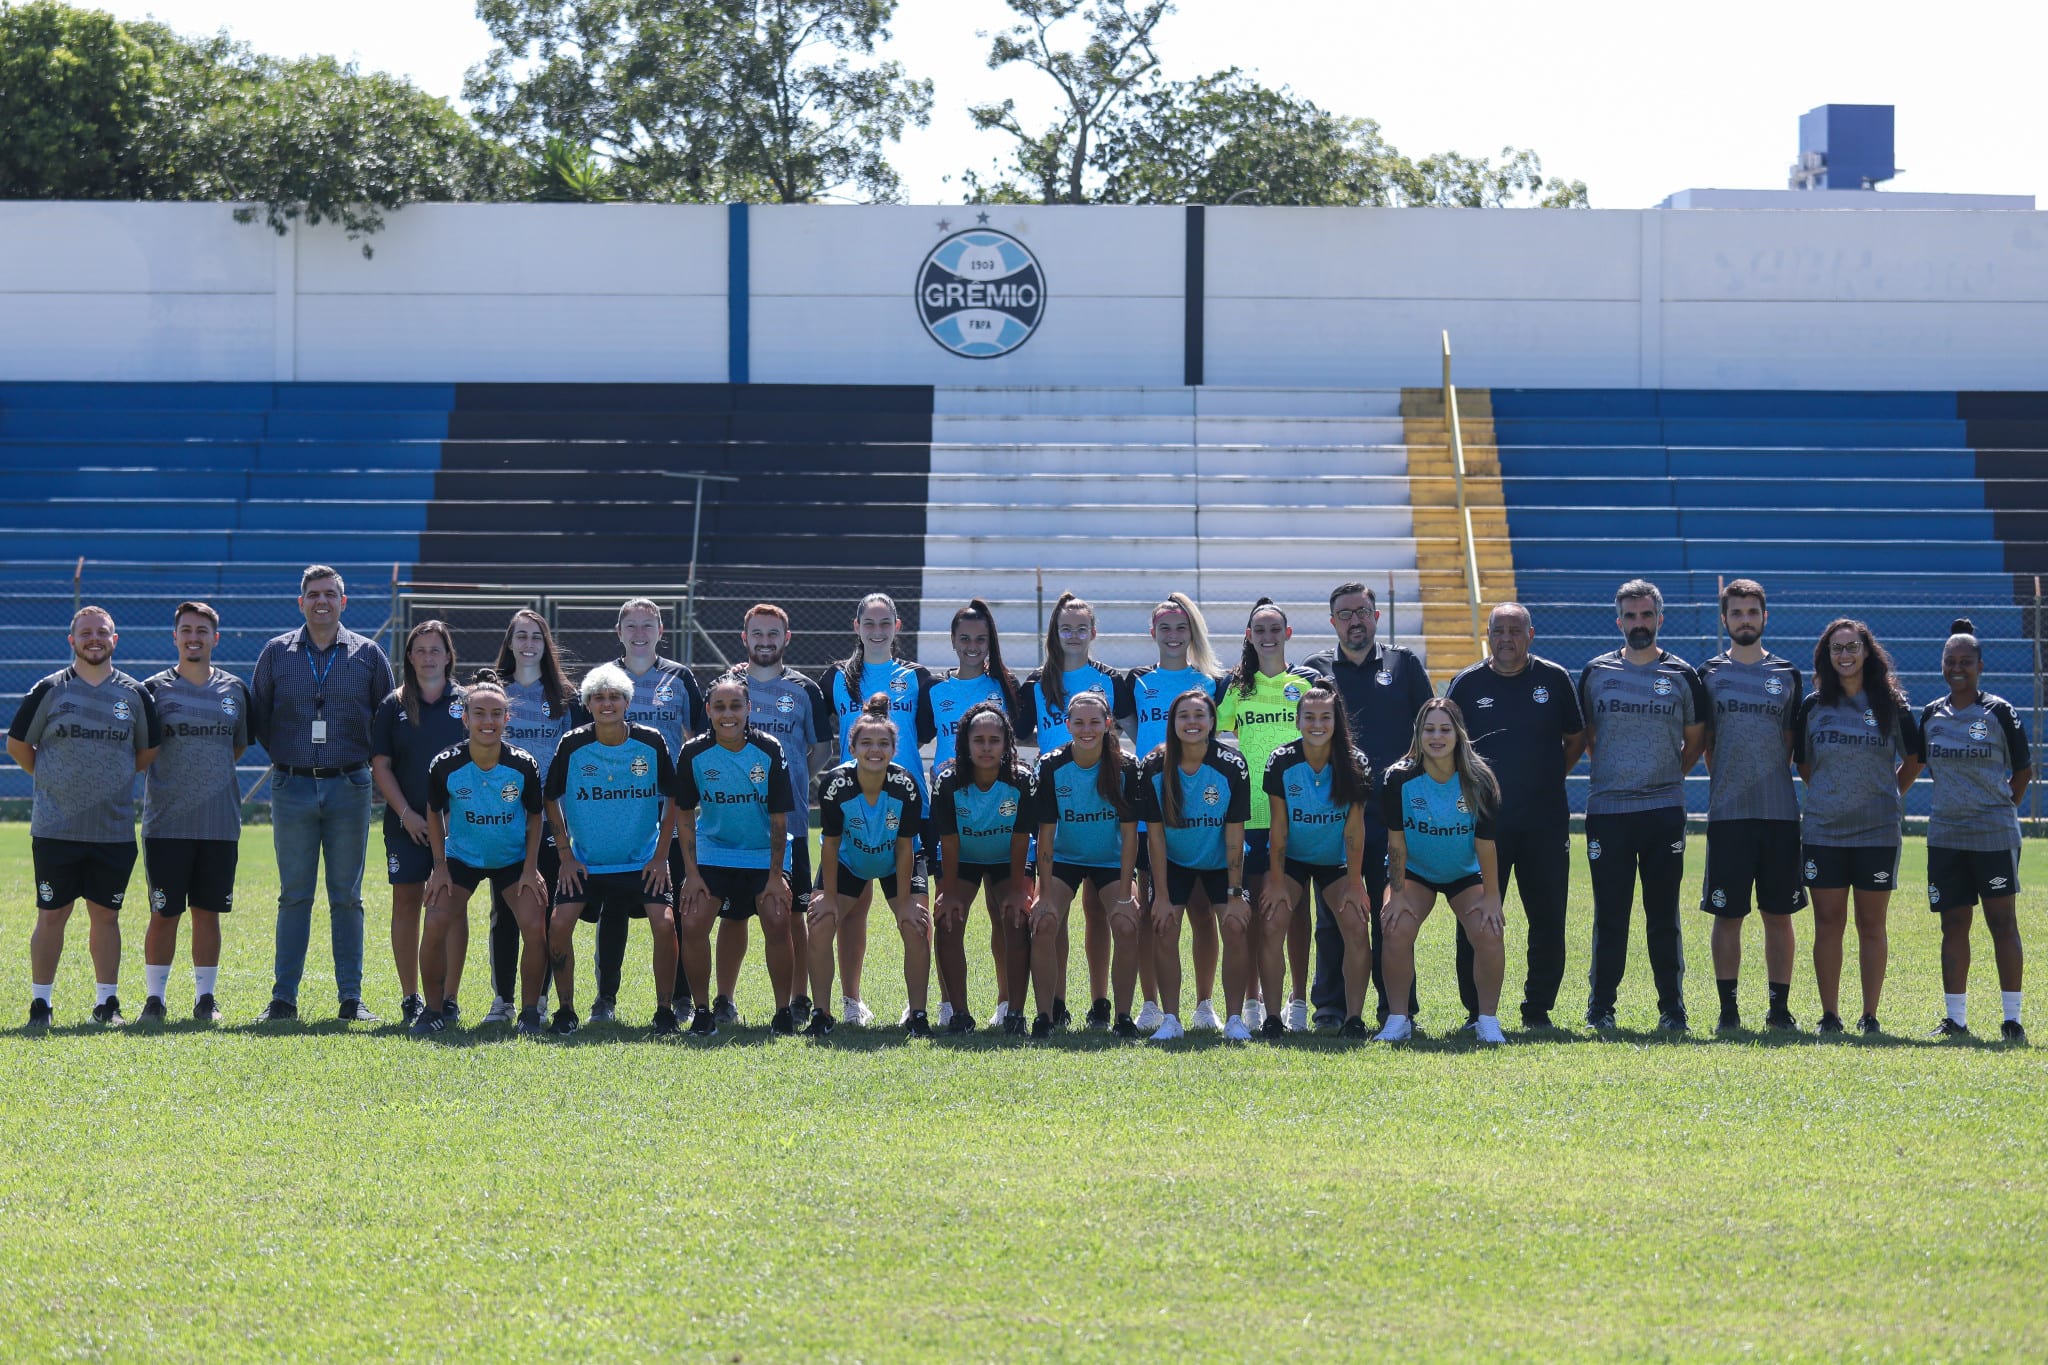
[917,222,1044,359]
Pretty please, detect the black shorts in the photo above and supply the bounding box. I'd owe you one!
[830,855,929,903]
[144,836,238,916]
[1701,819,1806,917]
[1801,843,1901,894]
[555,868,674,916]
[384,821,434,885]
[1163,861,1230,907]
[447,859,531,898]
[1408,871,1483,899]
[1048,861,1124,892]
[1283,859,1351,897]
[1926,845,2021,911]
[938,859,1020,897]
[789,836,813,902]
[33,837,138,911]
[1242,828,1272,875]
[702,864,788,921]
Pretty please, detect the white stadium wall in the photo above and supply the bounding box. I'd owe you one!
[2,200,2046,389]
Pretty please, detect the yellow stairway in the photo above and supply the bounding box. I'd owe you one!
[1400,388,1518,676]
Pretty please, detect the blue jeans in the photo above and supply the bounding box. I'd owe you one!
[270,767,373,1005]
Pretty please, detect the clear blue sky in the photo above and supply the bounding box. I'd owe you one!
[104,0,2044,208]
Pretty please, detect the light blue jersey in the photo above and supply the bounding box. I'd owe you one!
[545,723,676,875]
[675,730,794,872]
[428,742,545,868]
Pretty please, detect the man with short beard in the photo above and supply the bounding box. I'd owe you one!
[1576,579,1708,1032]
[8,606,161,1027]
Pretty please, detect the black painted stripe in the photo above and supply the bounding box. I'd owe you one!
[1184,205,1205,388]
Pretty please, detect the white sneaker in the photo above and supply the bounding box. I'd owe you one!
[1374,1014,1414,1042]
[1149,1014,1185,1042]
[482,996,516,1025]
[1135,1000,1165,1030]
[1190,999,1221,1031]
[991,1000,1010,1026]
[1223,1015,1253,1041]
[1473,1015,1507,1045]
[937,1001,954,1028]
[1243,998,1267,1031]
[843,997,874,1027]
[1285,998,1309,1033]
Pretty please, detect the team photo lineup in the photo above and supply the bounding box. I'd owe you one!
[9,565,2029,1047]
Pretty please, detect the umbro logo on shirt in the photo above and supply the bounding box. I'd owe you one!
[1475,697,1495,709]
[1410,795,1427,810]
[581,764,600,778]
[1990,877,2009,889]
[1874,871,1890,884]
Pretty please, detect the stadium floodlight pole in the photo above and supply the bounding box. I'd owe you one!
[654,470,740,666]
[1441,332,1484,662]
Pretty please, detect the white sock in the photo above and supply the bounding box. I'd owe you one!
[1478,1013,1499,1028]
[194,965,218,997]
[2004,991,2024,1024]
[31,982,52,1005]
[1945,993,1968,1026]
[96,981,119,1005]
[144,964,171,1000]
[1142,998,1158,1010]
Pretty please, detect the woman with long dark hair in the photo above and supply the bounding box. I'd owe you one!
[1916,619,2030,1041]
[1792,618,1920,1034]
[1137,688,1247,1041]
[371,619,468,1026]
[1030,689,1140,1038]
[931,701,1036,1033]
[1260,683,1375,1037]
[1377,698,1508,1044]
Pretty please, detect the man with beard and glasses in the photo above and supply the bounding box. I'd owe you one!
[1576,579,1708,1033]
[1445,603,1585,1031]
[1302,581,1433,1027]
[1696,580,1805,1034]
[710,604,833,1027]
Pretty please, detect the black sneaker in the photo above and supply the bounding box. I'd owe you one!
[1260,1015,1287,1039]
[945,1010,977,1035]
[713,994,739,1026]
[1340,1015,1372,1038]
[409,1009,445,1037]
[193,994,222,1022]
[255,999,298,1024]
[2002,1019,2028,1044]
[400,993,424,1027]
[515,1007,543,1036]
[1586,1009,1617,1033]
[1858,1013,1882,1036]
[690,1006,718,1037]
[790,995,814,1029]
[25,999,51,1032]
[549,1007,580,1036]
[337,999,380,1024]
[905,1009,932,1038]
[589,996,618,1024]
[92,997,127,1027]
[1765,1006,1799,1031]
[803,1010,835,1038]
[1715,1012,1742,1036]
[1085,997,1112,1029]
[770,1006,796,1035]
[1931,1017,1970,1039]
[651,1006,681,1036]
[1052,999,1072,1029]
[1112,1014,1139,1039]
[1031,1011,1054,1039]
[139,996,169,1023]
[441,998,461,1024]
[1656,1012,1689,1034]
[1817,1012,1845,1035]
[1520,1008,1553,1030]
[1002,1011,1028,1036]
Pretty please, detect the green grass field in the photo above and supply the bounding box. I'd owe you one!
[0,822,2042,1361]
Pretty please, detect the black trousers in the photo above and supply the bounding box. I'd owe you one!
[1584,806,1688,1018]
[1456,821,1572,1021]
[1309,821,1418,1023]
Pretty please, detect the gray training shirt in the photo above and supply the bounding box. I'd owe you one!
[1792,690,1918,848]
[1699,652,1801,824]
[142,667,252,842]
[7,666,161,842]
[1916,692,2029,853]
[1577,649,1707,815]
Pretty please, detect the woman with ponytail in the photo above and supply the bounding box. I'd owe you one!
[1030,690,1140,1039]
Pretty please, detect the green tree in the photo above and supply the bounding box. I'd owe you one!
[467,0,932,203]
[0,0,158,198]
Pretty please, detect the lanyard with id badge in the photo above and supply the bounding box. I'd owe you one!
[308,643,339,747]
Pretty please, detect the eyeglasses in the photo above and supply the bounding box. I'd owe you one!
[1332,608,1374,622]
[1829,643,1864,655]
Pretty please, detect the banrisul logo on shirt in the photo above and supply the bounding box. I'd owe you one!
[918,223,1043,359]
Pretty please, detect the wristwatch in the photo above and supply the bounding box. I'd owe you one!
[1227,885,1248,900]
